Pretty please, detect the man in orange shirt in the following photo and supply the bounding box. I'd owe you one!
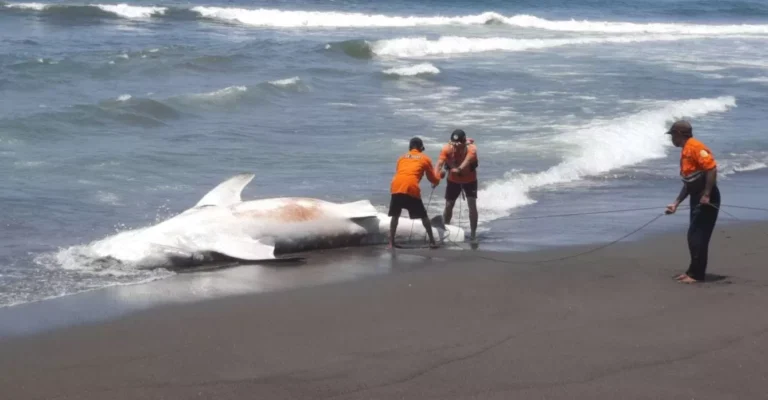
[664,120,720,284]
[388,137,441,249]
[435,129,479,241]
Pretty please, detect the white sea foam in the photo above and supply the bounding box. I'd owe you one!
[190,7,503,27]
[371,34,723,58]
[96,4,166,19]
[739,77,768,83]
[734,162,768,172]
[117,94,132,102]
[190,85,247,99]
[268,76,301,87]
[478,96,738,219]
[5,3,167,18]
[382,63,441,77]
[500,14,768,35]
[4,2,46,10]
[188,7,768,34]
[96,191,121,205]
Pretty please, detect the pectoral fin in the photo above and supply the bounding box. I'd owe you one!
[210,236,276,261]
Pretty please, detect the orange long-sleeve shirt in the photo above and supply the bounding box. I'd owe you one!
[390,149,440,198]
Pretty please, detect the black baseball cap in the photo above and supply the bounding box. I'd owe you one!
[666,120,692,137]
[450,129,467,143]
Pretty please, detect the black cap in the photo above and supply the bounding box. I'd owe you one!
[409,137,425,151]
[666,120,693,137]
[450,129,467,143]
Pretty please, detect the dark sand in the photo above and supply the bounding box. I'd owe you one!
[2,221,768,399]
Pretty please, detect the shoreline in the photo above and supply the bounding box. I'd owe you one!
[0,217,764,338]
[2,219,767,398]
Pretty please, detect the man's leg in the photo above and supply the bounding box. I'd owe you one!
[689,188,720,281]
[443,181,460,224]
[464,181,479,240]
[387,195,403,248]
[443,200,455,224]
[466,197,478,240]
[389,210,400,248]
[685,204,698,280]
[420,217,438,248]
[683,189,720,282]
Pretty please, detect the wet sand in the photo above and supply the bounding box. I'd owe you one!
[1,221,768,399]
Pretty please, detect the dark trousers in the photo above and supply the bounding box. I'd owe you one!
[686,185,720,281]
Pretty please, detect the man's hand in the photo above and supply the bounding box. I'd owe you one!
[665,203,678,215]
[700,193,710,206]
[450,167,461,175]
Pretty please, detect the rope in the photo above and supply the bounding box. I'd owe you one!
[472,212,665,265]
[491,206,665,222]
[432,202,768,265]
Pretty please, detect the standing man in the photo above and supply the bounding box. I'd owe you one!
[664,120,720,284]
[389,137,441,249]
[436,129,479,242]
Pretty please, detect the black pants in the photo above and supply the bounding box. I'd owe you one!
[686,185,720,281]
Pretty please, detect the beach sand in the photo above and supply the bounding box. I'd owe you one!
[1,221,767,399]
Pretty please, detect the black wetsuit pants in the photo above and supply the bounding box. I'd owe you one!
[686,184,720,281]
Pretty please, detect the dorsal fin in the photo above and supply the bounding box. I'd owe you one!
[195,173,254,208]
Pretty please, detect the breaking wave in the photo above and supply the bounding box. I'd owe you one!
[2,2,167,19]
[3,4,768,34]
[478,96,738,220]
[366,34,738,58]
[382,63,440,77]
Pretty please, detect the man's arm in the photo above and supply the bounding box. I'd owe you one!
[435,159,445,176]
[435,146,448,177]
[695,146,717,200]
[703,167,717,197]
[674,184,689,206]
[455,146,477,172]
[424,159,440,186]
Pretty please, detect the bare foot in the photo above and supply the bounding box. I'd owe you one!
[678,275,700,284]
[674,274,687,280]
[387,241,394,250]
[429,242,439,249]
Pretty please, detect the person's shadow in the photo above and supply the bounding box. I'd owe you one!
[704,274,730,283]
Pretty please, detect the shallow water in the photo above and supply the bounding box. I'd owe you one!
[2,0,768,307]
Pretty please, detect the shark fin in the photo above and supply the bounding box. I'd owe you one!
[195,173,255,208]
[210,236,276,261]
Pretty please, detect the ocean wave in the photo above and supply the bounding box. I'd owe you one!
[367,34,734,58]
[4,4,768,34]
[478,96,738,220]
[2,2,167,20]
[0,77,309,133]
[168,77,308,109]
[382,63,441,77]
[499,14,768,35]
[268,76,301,87]
[189,6,498,27]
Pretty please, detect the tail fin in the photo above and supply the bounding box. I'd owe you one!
[430,214,446,230]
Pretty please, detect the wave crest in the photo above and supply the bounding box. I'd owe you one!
[479,96,738,219]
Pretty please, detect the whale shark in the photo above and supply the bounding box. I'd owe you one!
[88,173,465,269]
